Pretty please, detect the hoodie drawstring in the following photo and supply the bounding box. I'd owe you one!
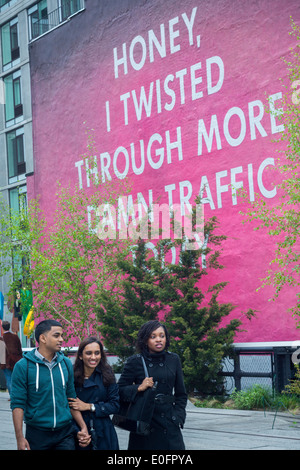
[35,362,65,392]
[35,363,39,392]
[58,363,65,389]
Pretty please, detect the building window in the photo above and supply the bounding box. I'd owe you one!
[1,17,20,71]
[9,185,27,216]
[7,127,25,183]
[28,0,48,40]
[61,0,83,21]
[9,186,29,282]
[9,185,27,233]
[4,70,23,126]
[0,0,14,12]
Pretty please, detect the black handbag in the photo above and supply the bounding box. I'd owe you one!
[112,355,157,436]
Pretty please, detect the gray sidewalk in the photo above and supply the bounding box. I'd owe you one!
[1,390,300,450]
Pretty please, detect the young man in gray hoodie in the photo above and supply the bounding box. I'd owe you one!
[11,319,91,450]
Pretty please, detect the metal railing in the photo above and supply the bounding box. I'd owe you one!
[221,344,298,394]
[31,0,85,41]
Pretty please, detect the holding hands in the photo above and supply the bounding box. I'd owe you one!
[68,398,92,447]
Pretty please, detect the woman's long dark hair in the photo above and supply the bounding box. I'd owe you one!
[136,320,170,354]
[73,337,115,387]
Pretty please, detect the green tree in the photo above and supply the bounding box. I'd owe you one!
[97,212,254,392]
[29,181,131,343]
[96,239,165,366]
[0,133,132,343]
[0,191,34,322]
[241,20,300,320]
[162,217,254,395]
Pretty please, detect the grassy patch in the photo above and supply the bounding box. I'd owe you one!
[191,384,300,414]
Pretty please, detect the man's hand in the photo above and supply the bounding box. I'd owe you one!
[16,436,31,450]
[77,428,91,447]
[69,406,92,447]
[13,408,30,450]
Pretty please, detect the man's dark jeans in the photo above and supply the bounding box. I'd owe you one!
[26,423,75,450]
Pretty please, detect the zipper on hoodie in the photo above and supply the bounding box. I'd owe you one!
[34,361,56,428]
[49,363,66,429]
[49,368,56,429]
[32,353,67,430]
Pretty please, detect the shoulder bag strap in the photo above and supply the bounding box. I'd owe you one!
[140,355,149,378]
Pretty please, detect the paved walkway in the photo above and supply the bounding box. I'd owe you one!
[1,391,300,450]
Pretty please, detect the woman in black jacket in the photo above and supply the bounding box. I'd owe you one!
[69,337,119,450]
[118,320,187,450]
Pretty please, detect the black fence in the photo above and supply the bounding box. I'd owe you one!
[221,344,299,394]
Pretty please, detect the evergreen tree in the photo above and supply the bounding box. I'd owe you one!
[156,216,254,395]
[96,240,165,367]
[162,234,250,395]
[97,214,254,392]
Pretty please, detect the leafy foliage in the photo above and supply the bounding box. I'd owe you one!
[240,20,300,320]
[0,132,132,343]
[97,214,254,393]
[230,385,273,410]
[284,364,300,396]
[30,183,131,342]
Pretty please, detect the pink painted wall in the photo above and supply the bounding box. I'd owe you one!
[28,0,300,343]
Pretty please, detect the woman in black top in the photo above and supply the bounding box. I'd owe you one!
[118,320,187,450]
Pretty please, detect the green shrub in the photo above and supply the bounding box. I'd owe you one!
[192,383,300,412]
[230,385,273,410]
[284,365,300,397]
[193,397,227,409]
